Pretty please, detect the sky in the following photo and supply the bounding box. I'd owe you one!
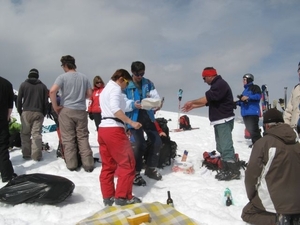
[0,108,253,225]
[1,0,300,116]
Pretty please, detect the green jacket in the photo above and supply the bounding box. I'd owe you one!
[9,117,21,135]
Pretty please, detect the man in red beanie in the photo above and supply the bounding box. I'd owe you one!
[242,108,300,225]
[182,67,239,181]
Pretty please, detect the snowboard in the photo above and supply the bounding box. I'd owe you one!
[42,124,57,133]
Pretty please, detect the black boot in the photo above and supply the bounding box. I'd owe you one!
[218,161,240,181]
[215,160,228,180]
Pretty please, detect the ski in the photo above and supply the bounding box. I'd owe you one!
[177,89,183,129]
[170,127,200,132]
[261,84,270,114]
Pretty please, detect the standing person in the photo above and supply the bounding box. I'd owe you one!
[242,108,300,225]
[17,69,48,161]
[99,69,142,206]
[0,76,16,182]
[88,76,105,130]
[283,62,300,133]
[124,61,163,186]
[236,73,262,147]
[182,67,240,181]
[49,55,94,172]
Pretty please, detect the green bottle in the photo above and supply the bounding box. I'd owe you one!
[224,188,232,206]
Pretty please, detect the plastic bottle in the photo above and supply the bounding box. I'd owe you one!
[181,150,188,162]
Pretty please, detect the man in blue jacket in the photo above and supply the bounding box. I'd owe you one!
[124,61,162,186]
[236,74,262,147]
[182,67,239,181]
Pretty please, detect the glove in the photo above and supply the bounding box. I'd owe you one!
[88,113,94,120]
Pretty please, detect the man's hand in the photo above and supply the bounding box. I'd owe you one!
[181,101,193,112]
[130,121,142,129]
[134,100,142,109]
[53,106,63,115]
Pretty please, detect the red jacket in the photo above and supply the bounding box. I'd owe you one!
[88,86,104,113]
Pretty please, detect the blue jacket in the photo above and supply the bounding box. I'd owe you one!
[237,82,261,117]
[123,77,160,128]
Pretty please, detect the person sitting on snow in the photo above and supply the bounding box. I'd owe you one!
[8,117,21,150]
[242,108,300,225]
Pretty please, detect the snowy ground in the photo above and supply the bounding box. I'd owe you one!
[0,109,253,225]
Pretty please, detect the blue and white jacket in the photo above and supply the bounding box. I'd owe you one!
[123,77,160,128]
[237,82,261,117]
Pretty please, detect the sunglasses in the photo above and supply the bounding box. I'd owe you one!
[134,72,145,77]
[96,81,102,84]
[123,78,129,86]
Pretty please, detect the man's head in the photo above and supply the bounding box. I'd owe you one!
[60,55,77,70]
[202,67,217,85]
[263,108,284,129]
[28,68,39,79]
[131,61,145,82]
[243,73,254,84]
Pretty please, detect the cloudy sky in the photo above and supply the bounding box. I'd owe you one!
[1,0,300,116]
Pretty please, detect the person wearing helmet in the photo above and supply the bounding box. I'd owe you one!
[283,62,300,133]
[236,73,262,147]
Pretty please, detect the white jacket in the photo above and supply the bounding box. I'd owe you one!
[283,84,300,129]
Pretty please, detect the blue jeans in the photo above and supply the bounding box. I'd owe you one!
[130,110,162,172]
[214,119,235,161]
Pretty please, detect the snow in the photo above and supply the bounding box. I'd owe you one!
[0,109,253,225]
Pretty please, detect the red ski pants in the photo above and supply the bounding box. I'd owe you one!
[98,127,135,199]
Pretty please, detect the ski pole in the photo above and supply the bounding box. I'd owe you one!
[177,89,183,129]
[284,87,287,110]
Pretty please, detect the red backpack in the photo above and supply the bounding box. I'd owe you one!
[179,115,192,130]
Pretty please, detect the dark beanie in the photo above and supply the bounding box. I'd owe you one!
[263,108,284,124]
[28,68,39,79]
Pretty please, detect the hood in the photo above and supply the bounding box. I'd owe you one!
[265,123,298,145]
[26,78,41,85]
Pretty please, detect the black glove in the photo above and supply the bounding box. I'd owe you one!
[88,113,94,120]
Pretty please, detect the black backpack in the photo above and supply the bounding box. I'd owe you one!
[155,117,169,137]
[144,118,177,168]
[179,115,192,130]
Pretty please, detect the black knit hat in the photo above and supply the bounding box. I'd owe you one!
[28,68,39,79]
[263,108,284,124]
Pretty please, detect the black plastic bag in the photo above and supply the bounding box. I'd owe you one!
[0,173,75,205]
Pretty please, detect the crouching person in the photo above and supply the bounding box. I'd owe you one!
[242,108,300,225]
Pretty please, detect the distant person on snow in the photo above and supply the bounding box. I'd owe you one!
[98,69,142,206]
[49,55,94,172]
[236,73,262,147]
[88,76,105,131]
[0,76,17,182]
[242,108,300,225]
[182,67,240,181]
[283,61,300,133]
[17,68,48,161]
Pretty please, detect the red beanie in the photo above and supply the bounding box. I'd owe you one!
[202,68,217,77]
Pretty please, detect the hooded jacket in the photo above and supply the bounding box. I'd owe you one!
[245,123,300,214]
[123,77,160,128]
[284,84,300,129]
[17,78,48,116]
[237,82,261,117]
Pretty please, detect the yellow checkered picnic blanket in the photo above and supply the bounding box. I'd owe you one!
[77,202,199,225]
